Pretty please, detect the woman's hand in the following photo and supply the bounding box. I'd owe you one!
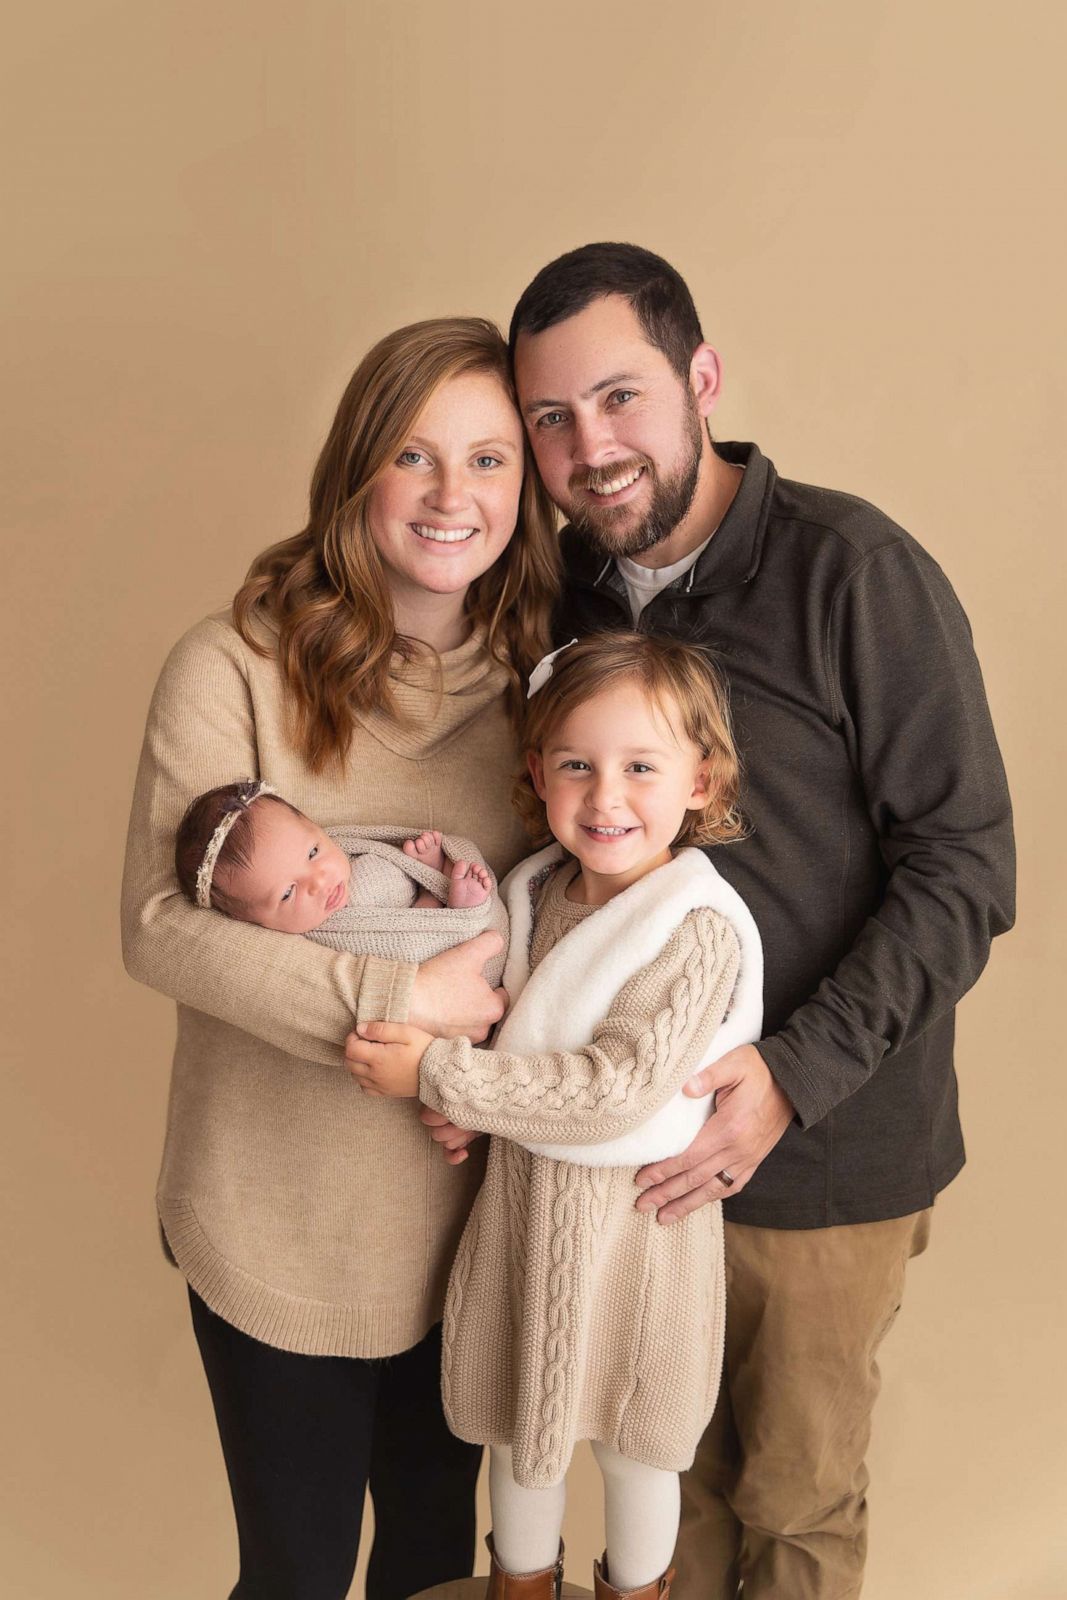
[408,932,509,1043]
[346,1021,435,1097]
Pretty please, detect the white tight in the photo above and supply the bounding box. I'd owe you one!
[488,1442,680,1590]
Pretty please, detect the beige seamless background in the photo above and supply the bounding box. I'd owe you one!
[3,3,1065,1596]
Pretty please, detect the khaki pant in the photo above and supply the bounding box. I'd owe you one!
[674,1210,931,1600]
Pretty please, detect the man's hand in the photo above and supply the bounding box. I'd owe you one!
[346,1020,435,1097]
[634,1045,794,1223]
[408,932,508,1043]
[419,1105,483,1166]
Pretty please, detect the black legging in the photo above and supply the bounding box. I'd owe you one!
[190,1288,483,1600]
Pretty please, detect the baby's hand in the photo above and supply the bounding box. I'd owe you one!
[346,1021,434,1098]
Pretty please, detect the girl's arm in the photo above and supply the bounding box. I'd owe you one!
[121,617,414,1069]
[417,909,740,1145]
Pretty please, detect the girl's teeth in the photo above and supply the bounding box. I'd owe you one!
[590,467,643,497]
[588,826,629,835]
[412,525,477,542]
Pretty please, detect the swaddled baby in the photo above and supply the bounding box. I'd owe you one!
[174,780,507,983]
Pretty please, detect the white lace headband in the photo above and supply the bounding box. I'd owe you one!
[195,781,278,909]
[526,639,579,699]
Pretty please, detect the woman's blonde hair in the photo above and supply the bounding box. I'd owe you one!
[514,632,745,848]
[233,318,560,770]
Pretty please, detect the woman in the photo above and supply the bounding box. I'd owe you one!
[121,318,559,1600]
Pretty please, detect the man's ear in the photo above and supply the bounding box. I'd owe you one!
[527,750,547,801]
[689,344,724,419]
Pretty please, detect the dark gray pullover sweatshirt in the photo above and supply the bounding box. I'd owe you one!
[554,441,1015,1228]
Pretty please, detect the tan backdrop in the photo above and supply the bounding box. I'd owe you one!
[4,2,1064,1596]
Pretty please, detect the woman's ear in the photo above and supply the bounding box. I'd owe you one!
[527,750,547,801]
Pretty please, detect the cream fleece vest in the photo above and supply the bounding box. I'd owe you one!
[495,845,764,1165]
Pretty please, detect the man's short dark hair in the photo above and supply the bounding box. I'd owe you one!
[509,242,704,381]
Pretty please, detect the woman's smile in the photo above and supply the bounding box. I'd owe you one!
[410,521,479,545]
[367,369,524,615]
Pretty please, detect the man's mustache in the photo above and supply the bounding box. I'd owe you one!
[570,455,651,495]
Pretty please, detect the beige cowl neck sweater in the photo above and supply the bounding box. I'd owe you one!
[122,611,530,1357]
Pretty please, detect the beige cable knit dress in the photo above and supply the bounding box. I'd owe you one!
[418,860,742,1488]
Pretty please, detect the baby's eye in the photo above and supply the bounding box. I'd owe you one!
[308,845,319,859]
[281,885,294,903]
[560,760,590,771]
[629,763,654,774]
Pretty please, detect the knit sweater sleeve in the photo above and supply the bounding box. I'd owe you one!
[418,909,740,1144]
[120,618,414,1069]
[756,539,1015,1128]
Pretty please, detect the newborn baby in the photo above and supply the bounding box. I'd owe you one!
[174,780,506,981]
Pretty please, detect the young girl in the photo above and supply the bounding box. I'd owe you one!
[348,632,763,1600]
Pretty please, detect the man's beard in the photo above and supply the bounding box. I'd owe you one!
[567,395,705,560]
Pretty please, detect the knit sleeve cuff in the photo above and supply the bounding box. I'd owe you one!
[417,1036,468,1119]
[754,1036,825,1131]
[355,956,417,1025]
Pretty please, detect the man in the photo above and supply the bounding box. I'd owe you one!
[504,243,1014,1599]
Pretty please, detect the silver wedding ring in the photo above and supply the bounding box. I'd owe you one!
[716,1169,735,1187]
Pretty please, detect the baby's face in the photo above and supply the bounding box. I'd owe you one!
[224,802,351,933]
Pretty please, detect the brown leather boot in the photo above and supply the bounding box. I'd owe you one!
[593,1552,675,1600]
[485,1533,565,1600]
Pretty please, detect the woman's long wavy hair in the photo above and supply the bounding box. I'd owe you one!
[233,318,560,771]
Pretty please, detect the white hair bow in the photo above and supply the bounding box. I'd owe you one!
[526,639,579,699]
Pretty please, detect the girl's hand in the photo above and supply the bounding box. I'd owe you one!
[346,1021,434,1097]
[419,1104,483,1165]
